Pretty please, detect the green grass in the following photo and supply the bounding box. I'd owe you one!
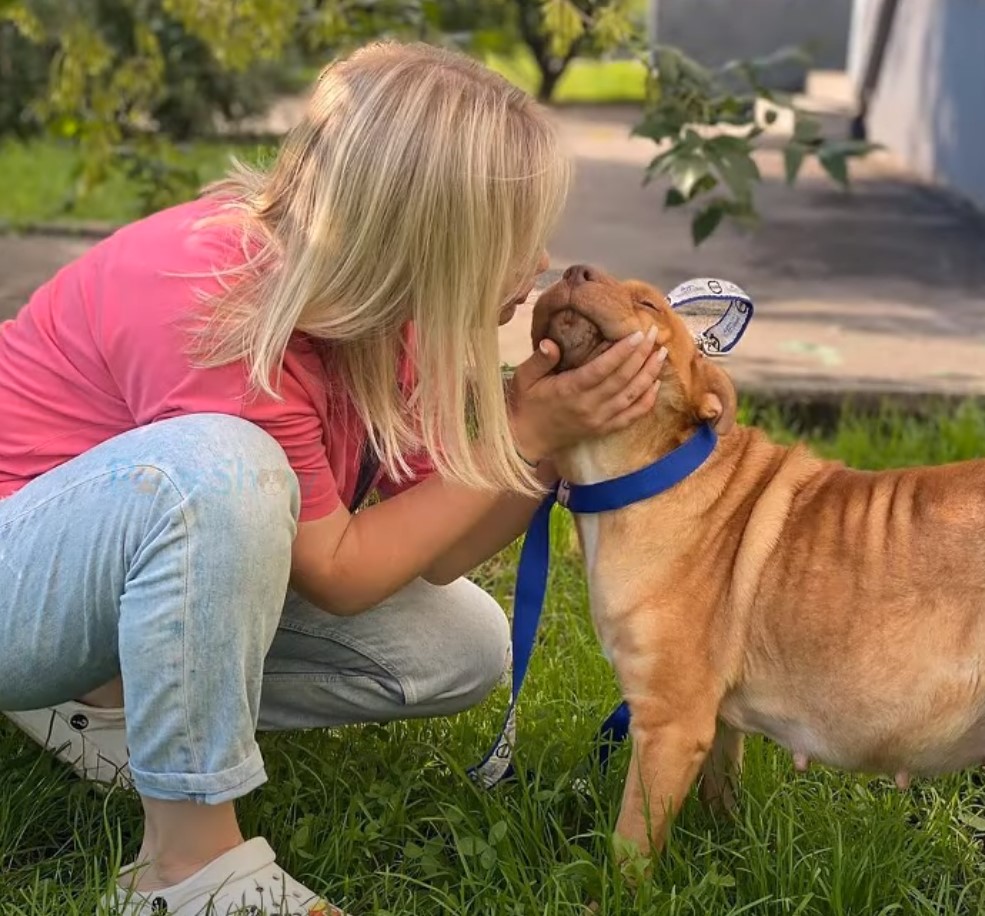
[483,49,646,104]
[296,49,647,105]
[0,139,260,227]
[4,400,985,913]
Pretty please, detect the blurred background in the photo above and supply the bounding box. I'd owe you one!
[1,0,983,400]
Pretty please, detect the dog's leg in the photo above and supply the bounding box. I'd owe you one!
[613,699,718,859]
[698,719,744,815]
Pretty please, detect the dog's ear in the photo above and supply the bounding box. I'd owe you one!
[691,355,737,435]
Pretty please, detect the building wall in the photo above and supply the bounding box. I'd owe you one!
[653,0,854,89]
[848,0,985,210]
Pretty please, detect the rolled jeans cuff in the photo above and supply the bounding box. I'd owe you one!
[129,745,267,805]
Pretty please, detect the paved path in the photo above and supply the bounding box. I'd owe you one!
[3,77,985,397]
[505,100,985,396]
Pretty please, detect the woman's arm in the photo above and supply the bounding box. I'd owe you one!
[420,472,553,587]
[291,473,522,614]
[291,331,665,614]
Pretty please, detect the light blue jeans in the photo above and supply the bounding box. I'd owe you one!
[0,415,509,804]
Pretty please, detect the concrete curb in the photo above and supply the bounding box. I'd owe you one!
[0,220,117,240]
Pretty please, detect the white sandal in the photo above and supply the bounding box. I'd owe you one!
[3,700,132,787]
[112,837,344,915]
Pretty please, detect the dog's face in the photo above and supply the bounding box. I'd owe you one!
[531,264,737,434]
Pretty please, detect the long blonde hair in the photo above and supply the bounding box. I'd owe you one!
[197,40,570,495]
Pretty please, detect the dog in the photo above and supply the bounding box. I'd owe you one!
[531,264,985,859]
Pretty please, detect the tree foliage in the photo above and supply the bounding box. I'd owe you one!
[0,0,423,212]
[435,3,877,243]
[1,0,875,244]
[429,0,640,101]
[635,45,879,244]
[518,0,637,101]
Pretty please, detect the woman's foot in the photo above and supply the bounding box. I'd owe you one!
[2,700,131,787]
[113,837,344,915]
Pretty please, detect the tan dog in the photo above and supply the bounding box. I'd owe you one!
[531,264,985,859]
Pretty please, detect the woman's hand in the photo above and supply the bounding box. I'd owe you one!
[508,327,668,462]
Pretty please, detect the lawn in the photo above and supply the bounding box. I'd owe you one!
[0,50,645,229]
[483,50,646,104]
[297,49,647,105]
[4,401,985,914]
[0,138,258,227]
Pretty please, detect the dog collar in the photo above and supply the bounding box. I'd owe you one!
[469,423,719,789]
[557,423,718,513]
[666,277,755,356]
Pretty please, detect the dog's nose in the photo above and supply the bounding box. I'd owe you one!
[563,264,599,286]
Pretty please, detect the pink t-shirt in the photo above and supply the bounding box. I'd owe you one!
[0,197,432,521]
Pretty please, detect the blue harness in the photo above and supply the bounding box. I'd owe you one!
[469,422,719,788]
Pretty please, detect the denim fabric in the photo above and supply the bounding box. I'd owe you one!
[0,414,509,803]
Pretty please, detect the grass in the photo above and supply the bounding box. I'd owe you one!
[0,47,644,228]
[482,49,646,104]
[295,48,647,105]
[0,138,261,227]
[4,400,985,914]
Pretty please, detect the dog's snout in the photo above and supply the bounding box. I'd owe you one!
[563,264,599,286]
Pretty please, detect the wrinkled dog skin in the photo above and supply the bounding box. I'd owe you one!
[532,264,985,860]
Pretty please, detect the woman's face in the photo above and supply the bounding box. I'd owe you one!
[499,251,550,326]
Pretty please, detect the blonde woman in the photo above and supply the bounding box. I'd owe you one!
[0,42,665,914]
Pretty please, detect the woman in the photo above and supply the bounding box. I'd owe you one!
[0,41,665,914]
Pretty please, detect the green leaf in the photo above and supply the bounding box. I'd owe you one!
[632,112,680,143]
[670,153,711,198]
[714,95,757,124]
[675,49,714,88]
[679,127,704,152]
[458,835,486,857]
[655,46,681,84]
[708,867,737,888]
[958,810,985,832]
[488,821,508,845]
[665,187,687,207]
[794,114,823,145]
[480,845,498,869]
[689,173,719,199]
[784,143,806,185]
[692,204,726,245]
[540,0,584,57]
[818,139,884,159]
[289,821,315,860]
[643,147,676,185]
[594,5,634,49]
[705,134,751,156]
[705,138,759,200]
[818,148,849,187]
[404,841,425,859]
[568,844,595,864]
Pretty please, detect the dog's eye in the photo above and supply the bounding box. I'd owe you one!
[639,299,659,310]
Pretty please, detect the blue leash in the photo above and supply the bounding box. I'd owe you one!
[468,423,719,789]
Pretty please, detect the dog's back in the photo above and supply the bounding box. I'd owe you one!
[718,433,985,777]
